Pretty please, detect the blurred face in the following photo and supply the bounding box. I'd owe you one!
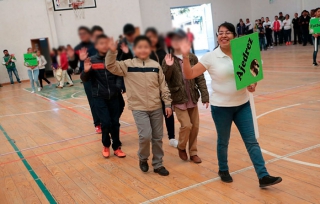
[266,17,269,21]
[170,36,182,50]
[303,11,307,16]
[91,30,104,43]
[145,31,158,48]
[316,9,320,17]
[78,29,91,42]
[275,16,278,20]
[133,40,151,60]
[125,33,135,43]
[285,15,289,19]
[246,19,249,23]
[27,48,32,53]
[3,51,9,56]
[36,51,41,56]
[217,26,234,49]
[95,38,109,54]
[279,12,283,16]
[261,17,264,21]
[294,13,298,18]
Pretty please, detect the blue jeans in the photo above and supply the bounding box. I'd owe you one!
[259,37,266,50]
[83,81,101,127]
[27,69,40,91]
[211,102,269,179]
[312,36,319,63]
[94,95,121,150]
[7,67,21,84]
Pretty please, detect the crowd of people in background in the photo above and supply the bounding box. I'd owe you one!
[236,8,320,66]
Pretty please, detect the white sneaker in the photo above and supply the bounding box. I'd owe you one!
[38,87,42,92]
[169,139,178,148]
[31,90,35,94]
[270,46,273,49]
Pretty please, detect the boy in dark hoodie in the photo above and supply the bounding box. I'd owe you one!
[81,34,126,158]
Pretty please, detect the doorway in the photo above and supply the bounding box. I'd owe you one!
[31,38,52,76]
[170,4,215,56]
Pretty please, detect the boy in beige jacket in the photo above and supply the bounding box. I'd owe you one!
[105,36,172,176]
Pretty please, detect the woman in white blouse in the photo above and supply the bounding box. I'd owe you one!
[180,22,282,188]
[36,50,51,90]
[283,14,292,45]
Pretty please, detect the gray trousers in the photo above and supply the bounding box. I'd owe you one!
[132,108,164,169]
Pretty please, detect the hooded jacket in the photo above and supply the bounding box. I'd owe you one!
[162,54,209,105]
[105,51,172,111]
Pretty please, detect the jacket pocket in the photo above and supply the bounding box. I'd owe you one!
[169,86,182,102]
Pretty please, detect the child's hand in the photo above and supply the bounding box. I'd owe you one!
[79,48,88,61]
[165,54,174,66]
[84,58,92,73]
[180,39,191,56]
[203,102,209,109]
[120,43,129,54]
[165,107,172,118]
[108,38,118,52]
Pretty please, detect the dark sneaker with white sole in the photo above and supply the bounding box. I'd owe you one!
[139,161,149,172]
[154,166,169,176]
[259,175,282,187]
[218,170,233,183]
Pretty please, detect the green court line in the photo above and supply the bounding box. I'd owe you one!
[0,125,57,204]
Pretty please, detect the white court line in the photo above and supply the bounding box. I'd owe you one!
[264,70,320,74]
[254,81,320,98]
[0,132,96,157]
[140,143,320,204]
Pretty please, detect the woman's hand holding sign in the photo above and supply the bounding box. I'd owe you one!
[247,83,257,92]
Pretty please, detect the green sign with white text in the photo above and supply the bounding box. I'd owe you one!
[24,53,38,66]
[310,18,320,34]
[231,32,263,90]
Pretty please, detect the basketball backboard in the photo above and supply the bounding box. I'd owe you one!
[52,0,96,11]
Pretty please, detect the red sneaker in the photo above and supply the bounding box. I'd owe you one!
[102,147,110,158]
[95,125,102,134]
[114,148,126,158]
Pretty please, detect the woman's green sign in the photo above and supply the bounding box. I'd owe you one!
[231,33,264,90]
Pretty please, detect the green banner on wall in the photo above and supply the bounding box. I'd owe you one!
[310,18,320,34]
[231,32,264,90]
[23,53,38,66]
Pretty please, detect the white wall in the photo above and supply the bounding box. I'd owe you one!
[251,0,319,19]
[52,0,143,47]
[0,0,54,83]
[139,0,252,35]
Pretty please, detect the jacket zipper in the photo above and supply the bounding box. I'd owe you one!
[103,59,111,99]
[154,51,159,63]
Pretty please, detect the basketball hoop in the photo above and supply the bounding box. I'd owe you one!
[70,0,85,19]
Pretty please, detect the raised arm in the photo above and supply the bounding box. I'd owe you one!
[161,54,175,81]
[105,38,129,77]
[180,39,206,79]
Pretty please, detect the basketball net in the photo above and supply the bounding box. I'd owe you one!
[70,0,85,19]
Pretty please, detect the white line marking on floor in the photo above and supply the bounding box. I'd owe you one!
[140,143,320,204]
[0,132,96,156]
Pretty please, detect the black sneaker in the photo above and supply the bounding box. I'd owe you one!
[154,166,169,176]
[139,161,149,172]
[259,175,282,187]
[218,170,233,183]
[313,62,319,66]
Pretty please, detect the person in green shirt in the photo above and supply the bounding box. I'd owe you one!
[2,49,21,84]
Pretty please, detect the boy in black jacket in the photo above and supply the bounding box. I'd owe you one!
[81,34,126,158]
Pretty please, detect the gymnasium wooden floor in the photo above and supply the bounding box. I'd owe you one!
[0,45,319,204]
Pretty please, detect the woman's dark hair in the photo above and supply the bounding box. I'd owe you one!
[133,35,152,47]
[285,14,290,18]
[250,60,259,76]
[314,7,320,13]
[52,48,58,56]
[145,27,158,36]
[145,27,165,49]
[218,22,237,37]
